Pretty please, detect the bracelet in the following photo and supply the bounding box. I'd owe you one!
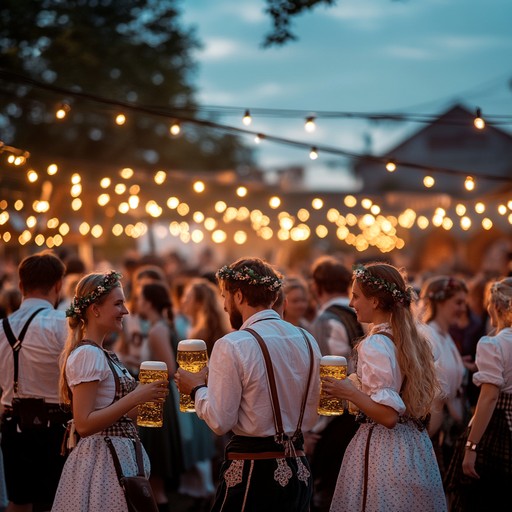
[190,384,207,402]
[465,440,478,452]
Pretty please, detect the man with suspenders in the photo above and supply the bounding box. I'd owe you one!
[0,250,70,512]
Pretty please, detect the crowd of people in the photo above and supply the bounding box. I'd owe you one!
[0,246,511,512]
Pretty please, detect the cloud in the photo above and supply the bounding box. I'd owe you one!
[384,45,435,60]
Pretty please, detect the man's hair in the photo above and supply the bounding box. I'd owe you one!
[218,257,282,308]
[311,255,352,296]
[18,250,66,294]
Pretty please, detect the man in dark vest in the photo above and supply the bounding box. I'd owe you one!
[307,255,365,512]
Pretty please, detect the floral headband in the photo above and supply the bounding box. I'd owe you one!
[425,277,464,302]
[66,271,122,319]
[216,265,282,291]
[353,264,412,305]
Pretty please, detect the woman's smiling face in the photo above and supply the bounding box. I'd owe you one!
[349,280,374,324]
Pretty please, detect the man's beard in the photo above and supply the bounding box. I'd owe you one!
[229,298,243,330]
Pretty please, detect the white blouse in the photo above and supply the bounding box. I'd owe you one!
[66,345,133,409]
[473,327,512,393]
[356,324,406,415]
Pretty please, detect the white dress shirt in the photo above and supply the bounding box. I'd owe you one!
[194,309,322,437]
[0,298,68,406]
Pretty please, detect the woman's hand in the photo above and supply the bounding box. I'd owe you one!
[131,379,169,405]
[321,376,356,401]
[462,450,479,479]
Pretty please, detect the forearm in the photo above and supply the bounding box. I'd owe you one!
[74,392,139,437]
[351,389,398,428]
[466,383,499,443]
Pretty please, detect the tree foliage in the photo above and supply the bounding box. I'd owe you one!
[263,0,337,47]
[0,0,254,172]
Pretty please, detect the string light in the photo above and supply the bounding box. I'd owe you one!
[254,133,264,144]
[309,147,318,160]
[242,109,252,126]
[474,108,485,130]
[304,116,316,132]
[464,176,476,191]
[55,103,70,119]
[115,113,126,126]
[385,160,396,172]
[169,122,181,136]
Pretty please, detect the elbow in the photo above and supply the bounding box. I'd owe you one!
[382,417,398,429]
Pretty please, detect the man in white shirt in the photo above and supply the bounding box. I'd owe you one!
[0,250,70,512]
[307,255,364,512]
[175,257,322,512]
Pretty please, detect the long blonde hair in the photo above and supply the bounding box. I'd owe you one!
[356,262,440,419]
[59,272,121,405]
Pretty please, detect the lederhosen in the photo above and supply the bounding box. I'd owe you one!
[211,326,314,512]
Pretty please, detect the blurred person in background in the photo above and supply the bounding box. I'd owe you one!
[281,275,313,332]
[306,256,364,512]
[114,264,168,377]
[178,277,231,509]
[137,282,184,512]
[419,276,470,478]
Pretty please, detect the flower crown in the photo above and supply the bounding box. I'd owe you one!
[216,265,282,291]
[66,271,122,319]
[426,278,463,302]
[353,264,412,305]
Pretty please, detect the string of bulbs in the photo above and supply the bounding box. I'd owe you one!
[1,68,511,186]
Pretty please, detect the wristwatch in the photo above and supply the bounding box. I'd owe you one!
[465,440,478,451]
[190,384,207,402]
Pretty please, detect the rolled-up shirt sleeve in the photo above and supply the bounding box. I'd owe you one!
[194,336,244,435]
[358,335,406,415]
[473,336,504,388]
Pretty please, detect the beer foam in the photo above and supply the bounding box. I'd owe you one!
[177,339,207,351]
[140,361,168,371]
[320,355,347,366]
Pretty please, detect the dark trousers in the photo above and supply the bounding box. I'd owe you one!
[309,414,359,512]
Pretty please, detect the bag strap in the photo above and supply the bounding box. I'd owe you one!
[244,326,314,447]
[105,435,145,480]
[2,307,46,394]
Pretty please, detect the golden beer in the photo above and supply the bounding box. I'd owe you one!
[318,355,347,416]
[177,339,208,413]
[137,361,168,427]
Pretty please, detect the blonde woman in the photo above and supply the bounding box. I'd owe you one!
[445,276,512,511]
[322,262,446,512]
[52,271,168,512]
[419,276,469,476]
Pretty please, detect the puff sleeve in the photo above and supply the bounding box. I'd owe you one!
[66,345,111,388]
[473,336,504,388]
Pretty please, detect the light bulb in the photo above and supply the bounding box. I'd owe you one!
[242,110,252,126]
[305,117,316,133]
[386,161,396,172]
[474,108,485,130]
[309,147,318,160]
[464,176,475,191]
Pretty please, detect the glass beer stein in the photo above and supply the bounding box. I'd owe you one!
[137,361,168,427]
[318,355,347,416]
[177,339,208,413]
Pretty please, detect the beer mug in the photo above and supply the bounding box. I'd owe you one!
[177,339,208,413]
[318,355,347,416]
[137,361,168,427]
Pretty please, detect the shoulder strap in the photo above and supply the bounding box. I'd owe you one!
[244,326,314,447]
[105,435,145,479]
[2,307,46,393]
[79,341,120,396]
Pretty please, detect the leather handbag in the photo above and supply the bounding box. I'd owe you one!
[105,435,158,512]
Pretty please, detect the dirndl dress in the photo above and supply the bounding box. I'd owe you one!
[52,349,150,512]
